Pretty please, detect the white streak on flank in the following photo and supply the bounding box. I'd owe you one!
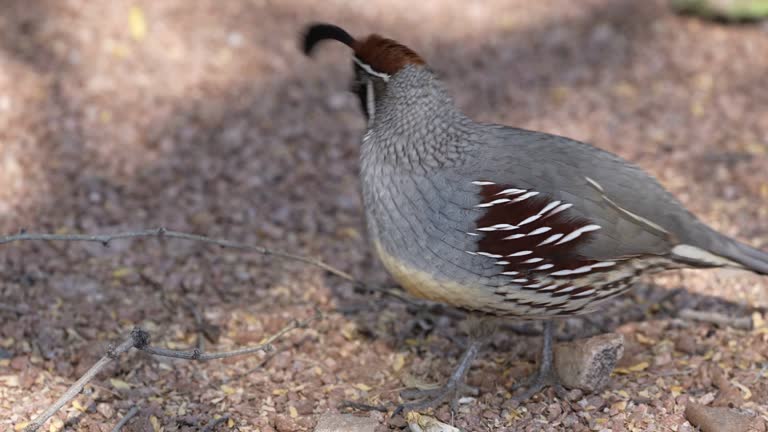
[495,260,510,265]
[518,214,542,226]
[671,244,743,267]
[534,263,555,270]
[585,176,604,192]
[550,265,594,276]
[545,203,573,218]
[476,198,511,208]
[538,233,563,246]
[511,278,529,283]
[538,201,561,215]
[353,57,391,81]
[501,271,519,276]
[477,223,518,231]
[569,265,594,274]
[503,233,526,240]
[524,283,543,288]
[550,269,574,276]
[507,250,533,257]
[466,232,479,236]
[496,188,527,195]
[527,226,552,236]
[555,224,602,245]
[554,285,576,293]
[511,191,540,202]
[477,251,504,258]
[539,284,559,291]
[522,257,544,264]
[471,181,496,185]
[601,195,670,235]
[591,261,617,268]
[465,251,477,256]
[571,288,596,297]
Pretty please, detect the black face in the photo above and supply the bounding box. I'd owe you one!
[351,63,369,120]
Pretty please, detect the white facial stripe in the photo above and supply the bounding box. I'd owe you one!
[353,57,390,81]
[366,79,376,127]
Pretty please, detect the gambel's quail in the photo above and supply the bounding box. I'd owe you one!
[302,23,768,411]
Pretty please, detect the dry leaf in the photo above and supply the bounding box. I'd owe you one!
[393,353,406,372]
[129,6,147,41]
[110,378,132,390]
[354,383,372,392]
[150,415,161,432]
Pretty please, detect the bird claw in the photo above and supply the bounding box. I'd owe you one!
[394,382,476,416]
[510,368,567,402]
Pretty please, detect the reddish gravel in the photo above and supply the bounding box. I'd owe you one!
[1,0,767,431]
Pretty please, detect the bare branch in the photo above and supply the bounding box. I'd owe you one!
[1,227,426,306]
[110,406,139,432]
[678,308,753,330]
[23,313,318,432]
[23,334,138,432]
[0,228,354,281]
[202,415,231,432]
[137,313,316,361]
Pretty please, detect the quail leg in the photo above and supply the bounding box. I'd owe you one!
[394,338,481,416]
[394,317,497,415]
[510,320,566,402]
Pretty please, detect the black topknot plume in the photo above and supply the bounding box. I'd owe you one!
[302,23,356,55]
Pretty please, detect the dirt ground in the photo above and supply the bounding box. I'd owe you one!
[1,0,767,431]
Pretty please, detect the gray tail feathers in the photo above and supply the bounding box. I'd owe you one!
[719,239,768,275]
[672,232,768,275]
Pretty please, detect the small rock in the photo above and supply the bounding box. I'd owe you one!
[406,412,460,432]
[684,402,763,432]
[313,413,378,432]
[96,403,114,419]
[554,333,624,392]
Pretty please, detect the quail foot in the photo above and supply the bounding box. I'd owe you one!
[302,24,768,412]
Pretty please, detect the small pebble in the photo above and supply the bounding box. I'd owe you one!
[554,333,624,392]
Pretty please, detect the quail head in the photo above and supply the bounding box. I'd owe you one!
[302,23,768,412]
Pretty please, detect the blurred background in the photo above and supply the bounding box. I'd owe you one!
[0,0,767,430]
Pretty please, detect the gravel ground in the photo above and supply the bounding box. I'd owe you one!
[1,0,767,431]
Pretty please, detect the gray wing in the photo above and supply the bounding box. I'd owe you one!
[460,125,714,261]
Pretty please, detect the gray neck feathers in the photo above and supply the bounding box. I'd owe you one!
[365,65,475,171]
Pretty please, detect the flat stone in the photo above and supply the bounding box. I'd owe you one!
[685,402,764,432]
[554,333,624,392]
[313,413,378,432]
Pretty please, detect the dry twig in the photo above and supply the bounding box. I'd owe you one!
[202,415,231,432]
[22,314,318,432]
[110,405,139,432]
[0,228,354,280]
[1,227,421,305]
[678,308,753,330]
